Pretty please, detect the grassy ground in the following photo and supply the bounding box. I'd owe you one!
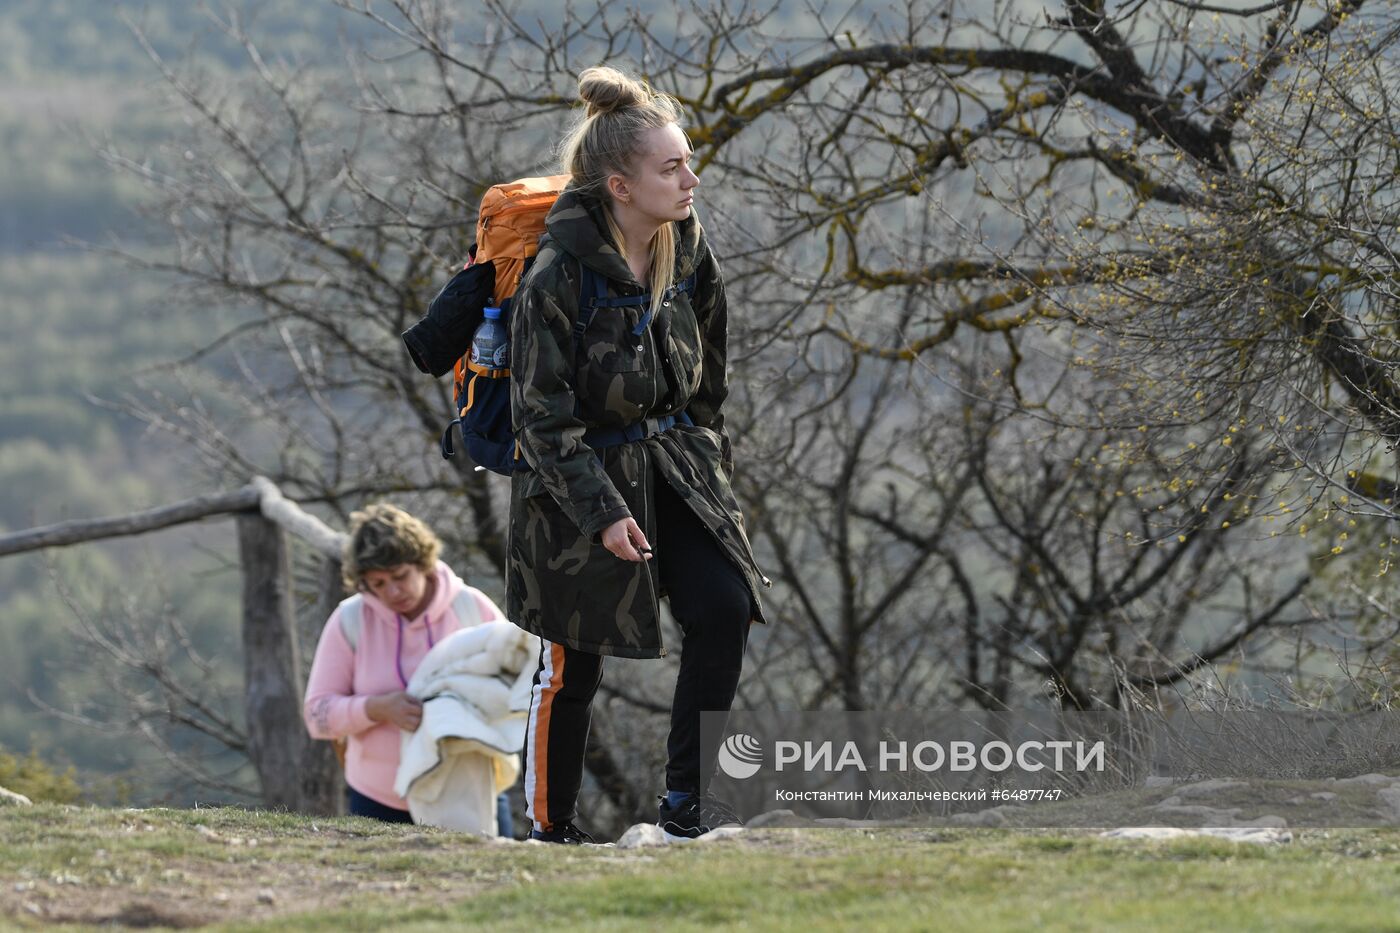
[4,804,1400,931]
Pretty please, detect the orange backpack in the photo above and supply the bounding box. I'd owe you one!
[404,172,697,474]
[450,175,571,412]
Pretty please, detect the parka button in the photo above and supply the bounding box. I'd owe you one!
[636,344,644,352]
[630,480,638,486]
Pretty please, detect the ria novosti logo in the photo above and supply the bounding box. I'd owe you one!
[717,733,764,779]
[716,734,1107,778]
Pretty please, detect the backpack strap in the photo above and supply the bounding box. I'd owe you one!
[631,272,697,334]
[569,263,701,452]
[573,263,608,358]
[440,420,460,459]
[574,264,697,343]
[329,593,364,770]
[337,594,365,652]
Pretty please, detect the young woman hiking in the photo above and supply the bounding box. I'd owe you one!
[506,65,768,844]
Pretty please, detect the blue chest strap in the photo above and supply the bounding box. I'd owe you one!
[573,265,697,350]
[572,265,697,449]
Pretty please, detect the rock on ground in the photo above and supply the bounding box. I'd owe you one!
[615,823,669,849]
[1101,827,1292,845]
[0,786,32,807]
[1149,798,1288,828]
[1374,785,1400,821]
[1171,779,1247,799]
[746,809,800,829]
[1334,773,1397,787]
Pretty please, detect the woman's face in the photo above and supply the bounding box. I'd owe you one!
[613,123,698,224]
[362,563,433,617]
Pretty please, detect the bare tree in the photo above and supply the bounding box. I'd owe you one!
[684,0,1400,518]
[76,0,1399,818]
[42,557,258,800]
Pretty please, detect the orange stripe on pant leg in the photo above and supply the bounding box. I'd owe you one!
[530,642,566,829]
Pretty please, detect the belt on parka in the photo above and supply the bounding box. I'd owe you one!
[583,410,693,449]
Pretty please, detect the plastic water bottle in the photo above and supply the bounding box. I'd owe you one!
[470,306,509,370]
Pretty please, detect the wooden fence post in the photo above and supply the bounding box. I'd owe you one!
[236,510,305,812]
[295,556,347,815]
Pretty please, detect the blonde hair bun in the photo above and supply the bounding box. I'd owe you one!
[577,65,649,117]
[558,64,686,315]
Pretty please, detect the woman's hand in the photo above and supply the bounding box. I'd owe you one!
[601,517,653,562]
[365,691,424,732]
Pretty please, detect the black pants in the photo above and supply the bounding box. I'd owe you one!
[523,475,752,830]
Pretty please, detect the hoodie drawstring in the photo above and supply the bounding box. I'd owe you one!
[394,613,437,689]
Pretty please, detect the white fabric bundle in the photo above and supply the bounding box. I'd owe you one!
[393,621,539,834]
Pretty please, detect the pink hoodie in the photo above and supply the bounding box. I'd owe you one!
[303,560,506,810]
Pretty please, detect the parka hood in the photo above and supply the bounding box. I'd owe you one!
[544,183,705,284]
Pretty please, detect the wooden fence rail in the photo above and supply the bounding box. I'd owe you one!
[0,477,350,815]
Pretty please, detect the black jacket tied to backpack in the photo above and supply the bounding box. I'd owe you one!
[403,251,496,379]
[505,185,768,659]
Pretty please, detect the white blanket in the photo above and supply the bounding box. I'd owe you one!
[393,621,539,834]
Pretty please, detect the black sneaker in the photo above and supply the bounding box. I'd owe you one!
[530,820,597,845]
[657,794,743,841]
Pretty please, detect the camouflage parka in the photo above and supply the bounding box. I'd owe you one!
[505,185,768,659]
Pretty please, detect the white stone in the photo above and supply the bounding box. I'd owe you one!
[1375,786,1400,821]
[0,786,33,807]
[1335,773,1397,786]
[1101,826,1292,845]
[1310,792,1338,801]
[615,823,670,849]
[1148,797,1286,828]
[692,826,746,844]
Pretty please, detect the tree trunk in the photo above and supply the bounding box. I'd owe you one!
[237,511,306,811]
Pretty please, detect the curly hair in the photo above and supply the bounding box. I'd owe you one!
[341,503,441,592]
